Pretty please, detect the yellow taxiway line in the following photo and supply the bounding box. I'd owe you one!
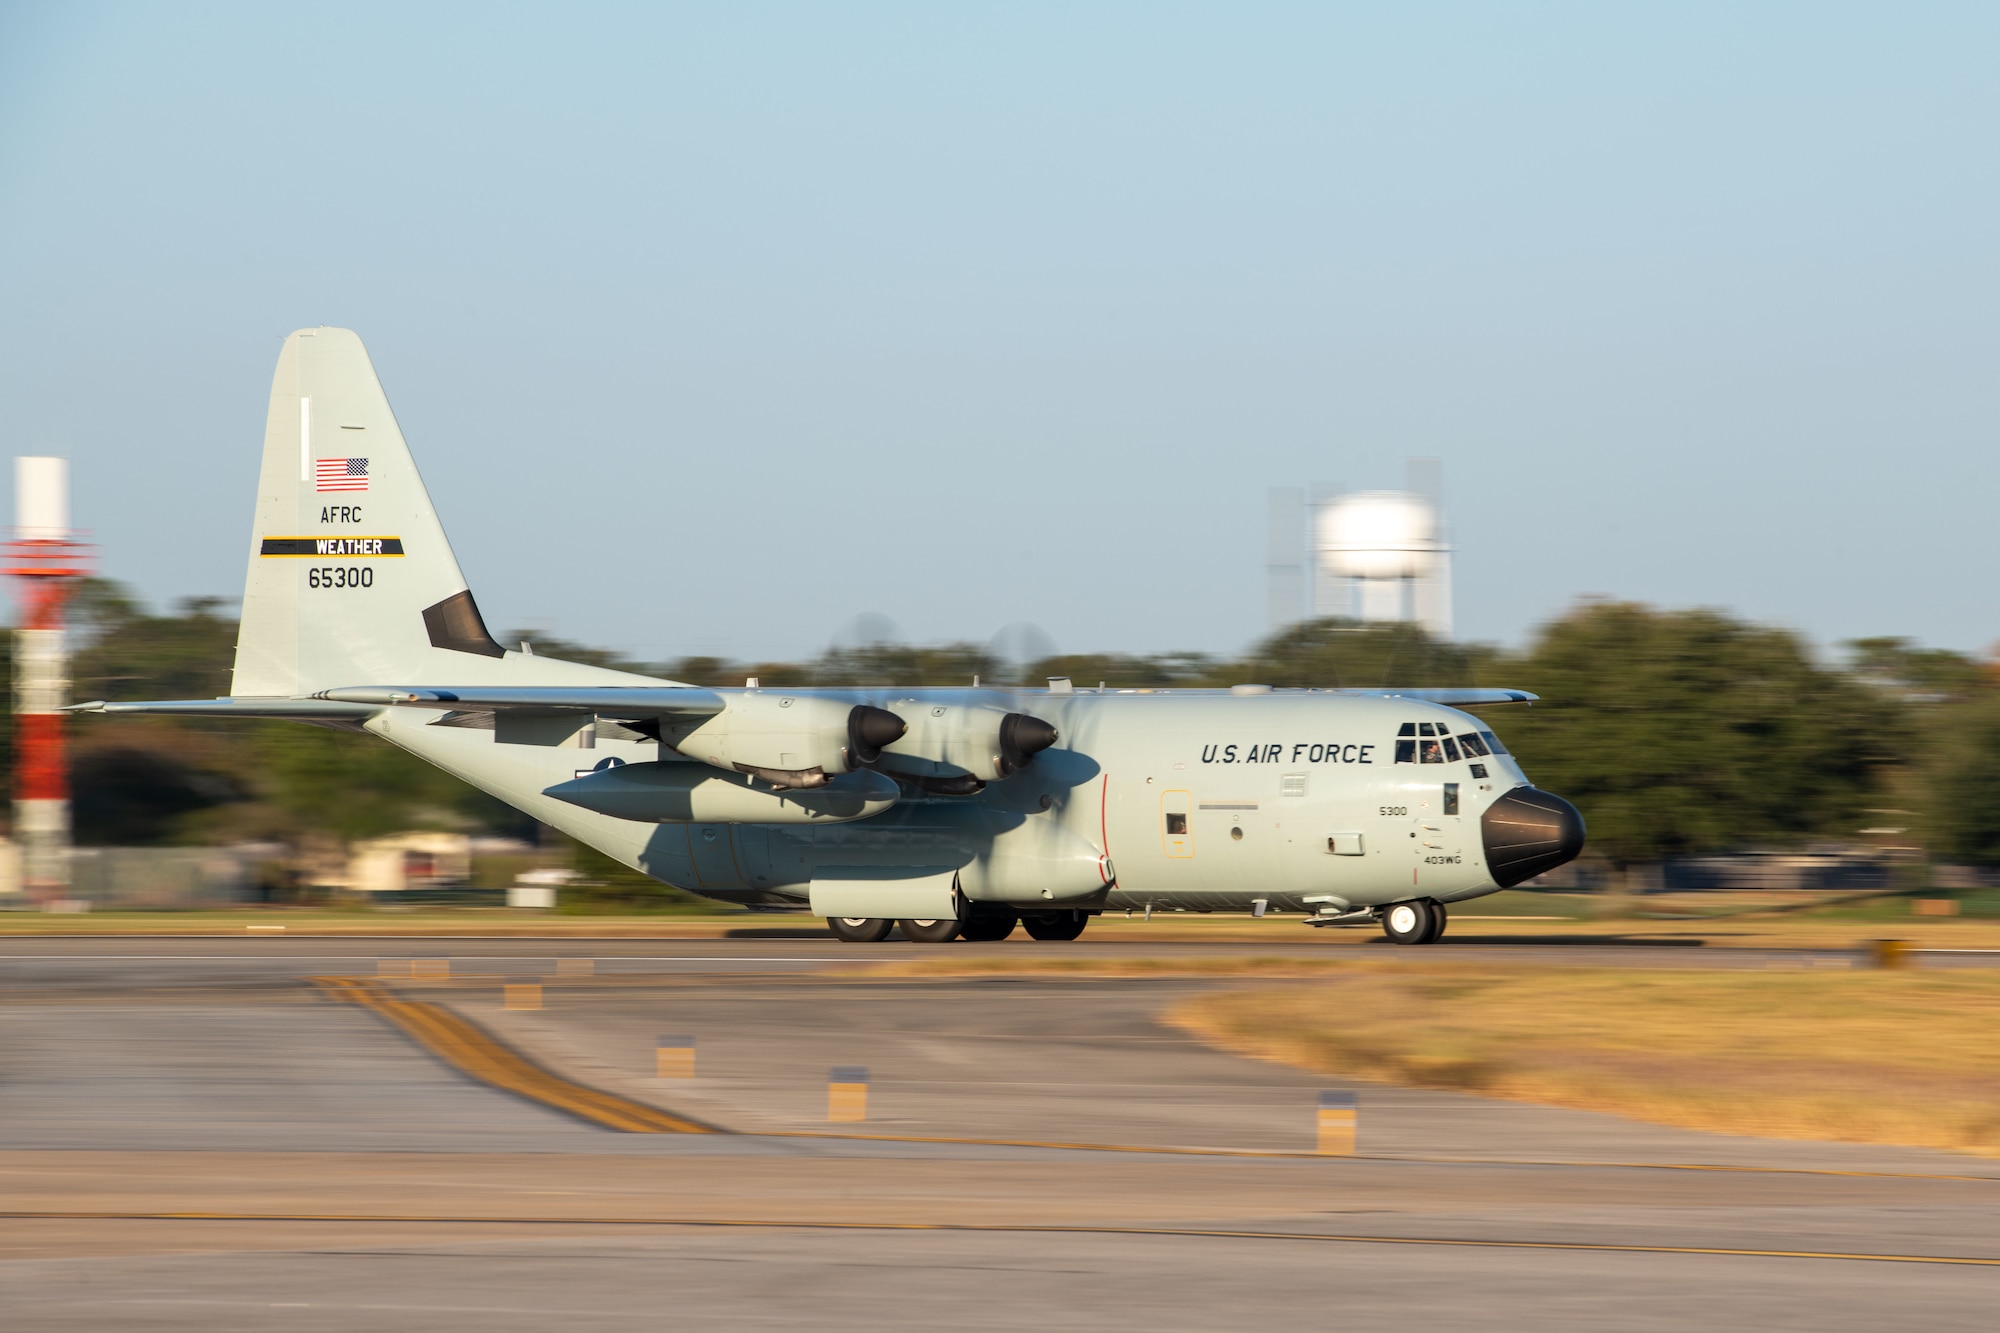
[311,976,716,1134]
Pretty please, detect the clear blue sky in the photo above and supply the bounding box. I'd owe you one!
[2,3,1994,665]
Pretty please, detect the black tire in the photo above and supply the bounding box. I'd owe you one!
[826,916,893,943]
[958,908,1018,942]
[1426,901,1449,944]
[1380,900,1437,946]
[1021,911,1088,942]
[899,917,962,943]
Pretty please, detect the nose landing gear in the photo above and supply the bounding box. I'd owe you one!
[1380,899,1448,945]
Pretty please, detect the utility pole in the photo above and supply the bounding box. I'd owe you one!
[5,458,90,905]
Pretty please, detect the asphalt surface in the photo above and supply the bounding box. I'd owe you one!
[1,936,1996,1330]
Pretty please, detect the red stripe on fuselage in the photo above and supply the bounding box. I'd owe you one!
[1099,775,1111,881]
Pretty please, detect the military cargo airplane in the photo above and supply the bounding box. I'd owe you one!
[77,328,1584,943]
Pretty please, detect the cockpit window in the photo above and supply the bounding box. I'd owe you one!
[1419,738,1443,764]
[1418,722,1437,736]
[1441,734,1462,762]
[1480,730,1509,755]
[1457,731,1490,758]
[1394,738,1416,764]
[1397,723,1416,737]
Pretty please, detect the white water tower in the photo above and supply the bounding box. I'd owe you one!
[1314,488,1452,637]
[1267,460,1454,638]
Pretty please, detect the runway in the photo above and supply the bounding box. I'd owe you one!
[1,936,1995,1329]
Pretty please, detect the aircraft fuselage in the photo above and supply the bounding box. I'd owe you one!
[375,685,1561,916]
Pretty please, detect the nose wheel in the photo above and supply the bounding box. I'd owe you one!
[1381,899,1447,945]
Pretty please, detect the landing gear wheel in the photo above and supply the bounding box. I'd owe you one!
[827,916,893,943]
[958,909,1019,942]
[1381,900,1438,946]
[1426,901,1449,944]
[1021,911,1088,942]
[899,918,962,943]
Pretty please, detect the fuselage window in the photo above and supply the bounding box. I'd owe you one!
[1394,738,1417,764]
[1443,782,1460,815]
[1480,730,1509,755]
[1420,738,1443,763]
[1165,812,1188,835]
[1441,735,1462,762]
[1457,732,1490,758]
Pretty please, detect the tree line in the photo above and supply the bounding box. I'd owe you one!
[10,579,1999,872]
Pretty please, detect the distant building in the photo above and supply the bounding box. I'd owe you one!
[347,832,472,895]
[1267,459,1453,639]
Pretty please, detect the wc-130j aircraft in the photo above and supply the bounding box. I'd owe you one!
[78,329,1584,944]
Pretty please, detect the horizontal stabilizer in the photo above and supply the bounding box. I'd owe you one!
[1334,688,1537,706]
[67,698,381,720]
[313,685,726,719]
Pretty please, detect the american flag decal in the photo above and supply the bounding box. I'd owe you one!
[315,458,369,492]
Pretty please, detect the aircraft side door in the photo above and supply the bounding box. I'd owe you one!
[1160,789,1194,858]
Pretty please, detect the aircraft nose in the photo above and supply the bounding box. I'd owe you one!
[1480,787,1586,888]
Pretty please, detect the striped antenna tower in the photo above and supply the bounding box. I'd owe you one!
[5,458,92,904]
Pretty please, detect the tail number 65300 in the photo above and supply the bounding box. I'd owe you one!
[308,566,374,589]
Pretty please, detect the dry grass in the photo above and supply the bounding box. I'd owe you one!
[1168,964,2000,1156]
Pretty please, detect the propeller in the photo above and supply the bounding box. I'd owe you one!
[847,704,908,766]
[998,711,1059,775]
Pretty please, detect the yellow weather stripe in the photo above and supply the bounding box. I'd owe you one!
[311,977,715,1133]
[260,536,405,556]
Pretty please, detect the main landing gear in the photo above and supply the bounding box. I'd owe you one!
[821,916,963,943]
[1379,899,1448,946]
[822,908,1090,943]
[827,916,894,943]
[1020,910,1088,941]
[958,906,1019,942]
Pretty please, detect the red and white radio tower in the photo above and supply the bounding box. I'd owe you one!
[5,458,91,905]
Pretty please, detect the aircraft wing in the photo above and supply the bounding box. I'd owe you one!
[312,686,726,719]
[1334,688,1537,706]
[67,698,383,720]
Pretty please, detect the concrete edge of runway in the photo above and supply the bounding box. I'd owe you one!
[3,1210,1997,1268]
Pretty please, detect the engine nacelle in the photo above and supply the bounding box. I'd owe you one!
[544,762,900,824]
[874,703,1058,785]
[659,694,905,789]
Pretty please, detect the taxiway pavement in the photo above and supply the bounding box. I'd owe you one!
[0,935,1994,1330]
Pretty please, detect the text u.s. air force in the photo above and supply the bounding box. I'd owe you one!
[1200,742,1376,765]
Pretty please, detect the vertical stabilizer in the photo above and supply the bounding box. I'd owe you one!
[232,328,500,696]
